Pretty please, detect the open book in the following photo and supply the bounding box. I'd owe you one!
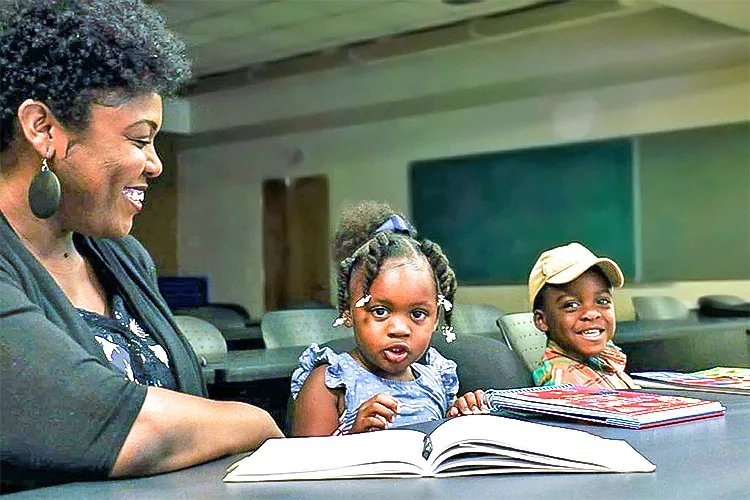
[483,384,726,429]
[224,414,655,482]
[631,367,750,395]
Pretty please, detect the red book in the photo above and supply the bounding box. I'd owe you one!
[483,384,726,429]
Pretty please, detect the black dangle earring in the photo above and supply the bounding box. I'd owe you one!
[28,156,61,219]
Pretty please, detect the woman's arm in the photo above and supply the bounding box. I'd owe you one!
[0,251,281,482]
[290,365,342,437]
[111,386,283,477]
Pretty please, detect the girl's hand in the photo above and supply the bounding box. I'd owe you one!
[447,389,487,418]
[349,393,401,433]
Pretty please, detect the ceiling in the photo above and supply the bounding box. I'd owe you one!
[150,0,553,79]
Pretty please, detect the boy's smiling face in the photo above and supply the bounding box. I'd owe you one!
[534,268,616,359]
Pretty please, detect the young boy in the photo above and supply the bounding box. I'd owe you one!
[528,242,640,389]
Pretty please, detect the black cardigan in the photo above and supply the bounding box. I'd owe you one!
[0,213,205,492]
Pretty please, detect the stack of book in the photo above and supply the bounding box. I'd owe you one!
[482,384,726,429]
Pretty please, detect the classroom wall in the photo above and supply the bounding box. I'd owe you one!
[639,123,750,281]
[177,64,750,319]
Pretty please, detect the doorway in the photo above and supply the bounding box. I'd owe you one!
[262,175,331,311]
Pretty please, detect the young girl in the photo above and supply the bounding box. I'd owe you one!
[529,242,640,389]
[290,201,484,436]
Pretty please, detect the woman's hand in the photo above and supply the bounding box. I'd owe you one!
[349,393,401,433]
[447,389,487,418]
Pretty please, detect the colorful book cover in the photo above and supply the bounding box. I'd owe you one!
[631,367,750,392]
[483,384,726,429]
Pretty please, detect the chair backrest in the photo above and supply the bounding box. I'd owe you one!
[632,295,690,320]
[173,315,228,365]
[450,303,505,339]
[431,332,532,392]
[287,299,333,310]
[497,312,547,373]
[322,333,532,393]
[698,294,750,317]
[174,303,255,330]
[261,309,351,349]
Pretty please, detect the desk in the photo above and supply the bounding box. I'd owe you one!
[617,314,750,371]
[206,346,305,383]
[617,313,750,341]
[9,391,749,500]
[220,325,263,343]
[220,327,264,352]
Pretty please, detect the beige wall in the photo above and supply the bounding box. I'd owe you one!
[178,65,750,318]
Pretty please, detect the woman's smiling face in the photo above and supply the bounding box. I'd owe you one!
[52,92,163,238]
[534,268,616,359]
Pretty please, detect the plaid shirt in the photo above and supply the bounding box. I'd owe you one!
[532,340,640,390]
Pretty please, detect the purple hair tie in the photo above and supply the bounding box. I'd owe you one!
[374,214,411,235]
[343,214,414,265]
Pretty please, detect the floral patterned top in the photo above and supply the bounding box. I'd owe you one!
[78,292,177,390]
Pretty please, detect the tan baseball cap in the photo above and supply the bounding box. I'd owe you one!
[528,242,624,308]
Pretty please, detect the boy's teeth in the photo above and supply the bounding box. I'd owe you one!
[581,329,602,338]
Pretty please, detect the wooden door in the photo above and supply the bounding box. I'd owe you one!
[263,175,330,311]
[131,132,179,275]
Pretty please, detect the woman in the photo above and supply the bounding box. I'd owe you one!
[0,0,283,493]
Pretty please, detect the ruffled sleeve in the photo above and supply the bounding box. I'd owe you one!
[289,343,345,400]
[422,347,458,404]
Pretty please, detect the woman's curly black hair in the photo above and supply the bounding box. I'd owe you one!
[332,200,458,327]
[0,0,191,151]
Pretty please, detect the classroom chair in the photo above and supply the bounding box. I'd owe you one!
[173,302,257,329]
[497,312,547,373]
[431,331,532,392]
[175,303,263,351]
[260,308,351,349]
[450,303,505,339]
[173,315,228,367]
[697,294,750,317]
[632,296,690,321]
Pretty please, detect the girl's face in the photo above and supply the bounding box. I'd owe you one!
[533,269,616,359]
[346,256,439,381]
[52,93,163,238]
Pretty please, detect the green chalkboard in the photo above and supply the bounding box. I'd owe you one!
[410,139,634,285]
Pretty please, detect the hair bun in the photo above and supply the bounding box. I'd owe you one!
[332,201,413,262]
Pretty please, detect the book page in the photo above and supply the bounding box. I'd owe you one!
[433,458,593,477]
[224,429,427,482]
[426,415,655,473]
[431,443,609,475]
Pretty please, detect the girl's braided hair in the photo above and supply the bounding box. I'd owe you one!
[0,0,191,152]
[332,201,457,327]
